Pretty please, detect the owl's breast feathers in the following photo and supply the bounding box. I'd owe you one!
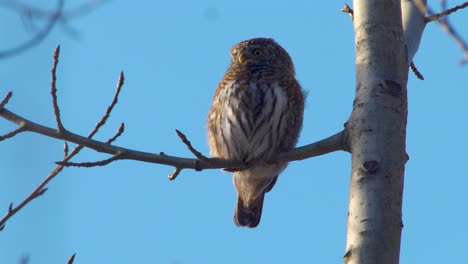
[207,77,304,164]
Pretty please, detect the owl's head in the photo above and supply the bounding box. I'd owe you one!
[228,38,295,78]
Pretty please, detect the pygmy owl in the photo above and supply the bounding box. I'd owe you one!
[207,38,305,228]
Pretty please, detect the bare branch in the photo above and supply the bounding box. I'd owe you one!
[0,91,23,141]
[67,253,76,264]
[168,167,182,180]
[426,2,468,22]
[1,62,347,174]
[37,188,48,196]
[460,56,468,65]
[340,3,354,21]
[89,71,124,138]
[176,129,210,162]
[0,46,350,230]
[0,155,73,231]
[279,130,348,161]
[106,122,125,144]
[410,62,424,80]
[0,0,109,19]
[0,91,13,109]
[1,103,348,171]
[57,153,124,167]
[0,126,26,141]
[426,2,468,65]
[51,45,65,132]
[0,0,64,58]
[0,48,125,230]
[64,141,69,157]
[0,0,108,58]
[18,255,29,264]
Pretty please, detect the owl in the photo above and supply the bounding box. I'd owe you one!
[207,38,305,228]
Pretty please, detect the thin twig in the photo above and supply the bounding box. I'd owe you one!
[67,253,76,264]
[410,62,425,80]
[51,45,65,132]
[278,130,348,161]
[57,153,124,167]
[106,122,125,144]
[426,2,468,64]
[88,71,124,139]
[0,126,26,141]
[64,141,69,157]
[426,2,468,22]
[0,0,64,58]
[0,0,108,58]
[0,150,74,231]
[168,167,182,180]
[340,3,354,21]
[0,91,13,109]
[37,188,48,196]
[0,51,125,231]
[176,129,210,162]
[0,0,109,19]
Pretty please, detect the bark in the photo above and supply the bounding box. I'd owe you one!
[401,0,427,63]
[344,1,409,263]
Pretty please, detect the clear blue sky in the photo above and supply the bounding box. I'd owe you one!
[1,1,467,263]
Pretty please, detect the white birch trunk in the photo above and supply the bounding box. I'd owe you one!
[344,0,409,263]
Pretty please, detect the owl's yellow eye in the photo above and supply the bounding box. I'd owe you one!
[253,49,263,56]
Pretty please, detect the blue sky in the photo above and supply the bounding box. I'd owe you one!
[0,1,467,263]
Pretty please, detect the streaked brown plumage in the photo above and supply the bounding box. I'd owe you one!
[207,38,305,227]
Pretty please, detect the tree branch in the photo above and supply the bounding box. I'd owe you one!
[0,46,349,231]
[67,253,76,264]
[0,0,64,58]
[0,91,12,109]
[426,1,468,22]
[0,126,26,141]
[176,129,210,162]
[1,101,348,169]
[106,122,125,144]
[57,153,125,167]
[0,0,108,58]
[51,45,65,132]
[0,47,125,231]
[426,1,468,64]
[410,61,424,80]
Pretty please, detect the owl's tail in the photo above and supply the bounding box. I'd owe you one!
[234,193,265,228]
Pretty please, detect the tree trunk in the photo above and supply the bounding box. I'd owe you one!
[344,1,409,263]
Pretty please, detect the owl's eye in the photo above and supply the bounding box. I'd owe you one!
[253,49,263,56]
